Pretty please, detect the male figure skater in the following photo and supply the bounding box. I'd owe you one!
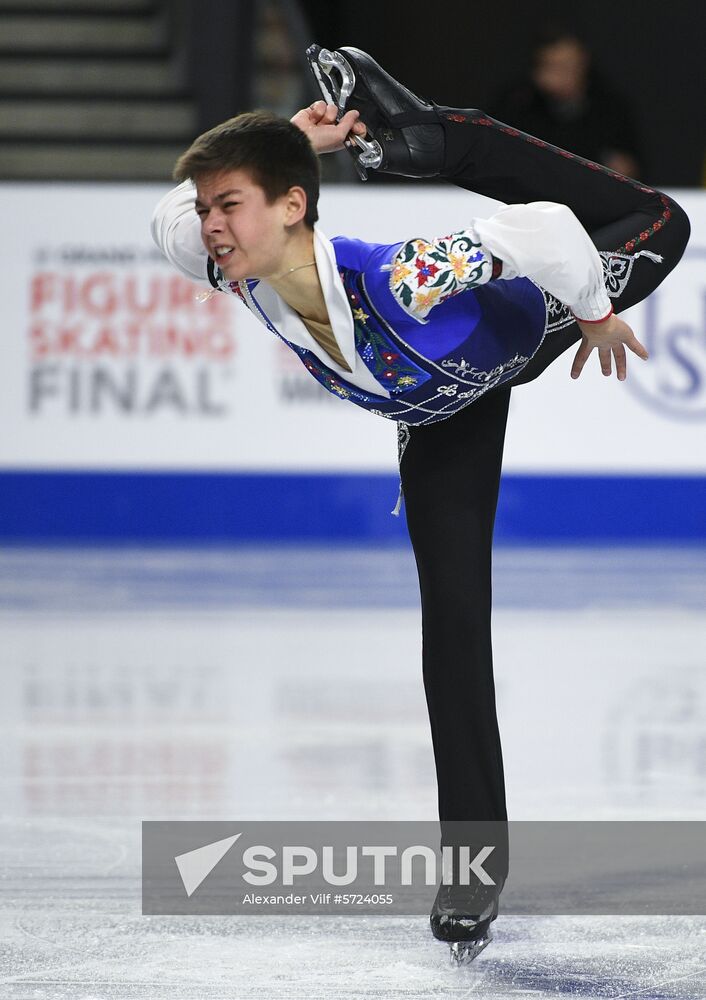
[151,45,690,962]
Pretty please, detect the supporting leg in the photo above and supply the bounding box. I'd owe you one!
[401,386,511,823]
[402,387,511,953]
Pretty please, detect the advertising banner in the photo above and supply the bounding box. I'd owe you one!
[1,184,703,474]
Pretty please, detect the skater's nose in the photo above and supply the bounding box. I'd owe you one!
[201,206,226,235]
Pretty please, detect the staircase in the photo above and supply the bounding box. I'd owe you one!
[0,0,195,180]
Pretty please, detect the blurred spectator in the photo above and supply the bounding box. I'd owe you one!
[492,25,643,179]
[253,1,308,117]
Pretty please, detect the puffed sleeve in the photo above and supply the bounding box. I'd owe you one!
[473,201,612,322]
[150,180,211,284]
[387,201,612,324]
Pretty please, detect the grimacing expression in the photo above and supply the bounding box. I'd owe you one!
[194,168,305,281]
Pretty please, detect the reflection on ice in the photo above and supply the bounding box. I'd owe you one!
[0,546,704,997]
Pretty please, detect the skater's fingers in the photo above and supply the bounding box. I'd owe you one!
[613,343,627,381]
[337,108,360,130]
[626,332,649,360]
[308,100,328,122]
[611,316,648,361]
[323,103,339,124]
[570,340,592,379]
[599,346,612,377]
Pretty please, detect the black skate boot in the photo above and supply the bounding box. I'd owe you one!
[430,884,499,965]
[305,43,444,180]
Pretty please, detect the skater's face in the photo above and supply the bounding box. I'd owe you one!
[195,168,308,281]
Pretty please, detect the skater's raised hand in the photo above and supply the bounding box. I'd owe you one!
[571,311,649,381]
[290,101,367,154]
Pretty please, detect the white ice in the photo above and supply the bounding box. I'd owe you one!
[0,546,704,999]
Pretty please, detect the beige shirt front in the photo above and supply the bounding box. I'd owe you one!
[299,315,352,372]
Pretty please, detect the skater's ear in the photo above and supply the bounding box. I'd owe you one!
[282,185,310,228]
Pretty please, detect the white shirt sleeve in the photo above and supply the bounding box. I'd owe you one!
[472,201,612,322]
[151,187,613,322]
[150,179,211,285]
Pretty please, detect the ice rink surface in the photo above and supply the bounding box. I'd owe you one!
[1,546,705,999]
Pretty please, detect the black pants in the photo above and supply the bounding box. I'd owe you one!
[400,110,691,824]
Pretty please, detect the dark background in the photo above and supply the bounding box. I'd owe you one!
[297,0,706,187]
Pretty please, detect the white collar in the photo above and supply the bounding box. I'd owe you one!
[249,224,357,374]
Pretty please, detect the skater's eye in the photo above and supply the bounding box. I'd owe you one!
[223,201,240,209]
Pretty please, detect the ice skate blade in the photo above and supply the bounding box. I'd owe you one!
[318,48,355,114]
[449,929,493,965]
[305,44,383,179]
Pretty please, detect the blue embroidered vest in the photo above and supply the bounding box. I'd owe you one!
[215,235,550,428]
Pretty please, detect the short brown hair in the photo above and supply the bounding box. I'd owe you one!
[174,110,320,228]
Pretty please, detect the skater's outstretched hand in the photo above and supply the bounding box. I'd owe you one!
[291,101,367,154]
[571,311,649,381]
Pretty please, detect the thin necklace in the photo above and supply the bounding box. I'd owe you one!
[276,260,316,278]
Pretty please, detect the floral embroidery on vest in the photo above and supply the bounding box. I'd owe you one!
[300,354,353,399]
[289,343,389,405]
[340,268,431,396]
[387,232,493,322]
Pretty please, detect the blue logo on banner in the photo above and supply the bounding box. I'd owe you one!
[626,249,706,420]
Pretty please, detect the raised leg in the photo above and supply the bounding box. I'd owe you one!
[439,107,666,232]
[311,45,690,381]
[512,197,691,383]
[438,109,691,382]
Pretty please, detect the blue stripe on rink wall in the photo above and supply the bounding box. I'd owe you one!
[0,472,704,544]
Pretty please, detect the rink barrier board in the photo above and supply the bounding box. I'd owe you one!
[0,471,704,544]
[3,186,705,480]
